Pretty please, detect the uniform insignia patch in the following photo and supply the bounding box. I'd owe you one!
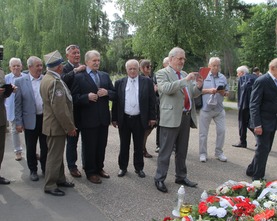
[55,89,64,97]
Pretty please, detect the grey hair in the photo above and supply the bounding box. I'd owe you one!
[236,65,249,74]
[9,57,22,66]
[27,56,42,67]
[163,57,169,65]
[85,50,100,62]
[168,47,185,58]
[125,59,139,69]
[269,58,277,69]
[208,57,221,65]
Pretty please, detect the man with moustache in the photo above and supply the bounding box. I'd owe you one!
[71,50,115,184]
[15,56,48,181]
[112,59,156,178]
[62,44,86,178]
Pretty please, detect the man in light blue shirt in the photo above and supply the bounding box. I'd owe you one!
[5,57,24,161]
[199,57,229,163]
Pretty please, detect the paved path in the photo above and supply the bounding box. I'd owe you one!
[1,103,276,221]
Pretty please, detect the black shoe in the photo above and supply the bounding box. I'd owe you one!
[232,143,247,148]
[135,170,146,178]
[155,181,168,193]
[246,164,254,177]
[0,176,10,185]
[30,171,39,181]
[117,169,127,177]
[57,181,75,188]
[44,188,65,196]
[175,178,198,187]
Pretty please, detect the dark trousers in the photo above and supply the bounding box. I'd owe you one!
[66,129,81,170]
[238,108,254,145]
[24,115,47,173]
[81,125,108,178]
[247,130,275,180]
[0,125,6,167]
[118,115,145,171]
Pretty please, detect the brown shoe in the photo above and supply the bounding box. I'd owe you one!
[15,152,22,161]
[88,175,102,184]
[143,150,153,158]
[70,168,82,178]
[99,170,110,178]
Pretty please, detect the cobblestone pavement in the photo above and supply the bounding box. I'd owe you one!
[1,104,276,221]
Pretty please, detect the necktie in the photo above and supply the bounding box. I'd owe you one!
[274,79,277,86]
[90,71,100,88]
[129,79,137,107]
[176,72,190,110]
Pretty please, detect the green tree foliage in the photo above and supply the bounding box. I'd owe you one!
[0,0,109,71]
[116,0,245,73]
[238,3,277,73]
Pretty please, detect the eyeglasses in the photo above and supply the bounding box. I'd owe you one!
[175,57,187,62]
[145,66,152,69]
[66,45,80,52]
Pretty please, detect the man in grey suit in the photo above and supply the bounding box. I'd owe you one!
[154,47,203,192]
[15,56,47,181]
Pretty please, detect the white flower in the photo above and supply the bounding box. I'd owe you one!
[252,200,260,207]
[216,208,227,218]
[219,199,231,209]
[268,193,277,202]
[263,201,275,208]
[252,180,263,189]
[207,206,217,216]
[221,186,229,194]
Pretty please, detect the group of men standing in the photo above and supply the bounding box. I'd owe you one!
[0,44,276,197]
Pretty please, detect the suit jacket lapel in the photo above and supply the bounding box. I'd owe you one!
[25,74,36,102]
[138,76,144,101]
[84,72,97,89]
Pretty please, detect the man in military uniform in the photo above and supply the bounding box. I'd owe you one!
[40,50,77,196]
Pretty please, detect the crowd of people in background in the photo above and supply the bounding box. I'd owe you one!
[0,44,276,196]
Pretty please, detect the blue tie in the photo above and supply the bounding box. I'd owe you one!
[90,71,100,87]
[274,79,277,86]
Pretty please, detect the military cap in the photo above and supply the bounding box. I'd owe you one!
[44,50,64,68]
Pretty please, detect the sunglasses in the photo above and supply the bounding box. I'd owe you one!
[66,45,80,52]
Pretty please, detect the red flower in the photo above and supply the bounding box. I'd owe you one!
[232,184,245,191]
[163,217,173,221]
[198,202,208,215]
[183,216,190,221]
[206,196,219,203]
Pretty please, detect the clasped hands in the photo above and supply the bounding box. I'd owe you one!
[88,88,108,102]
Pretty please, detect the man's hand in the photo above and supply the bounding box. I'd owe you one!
[73,65,86,73]
[112,121,118,128]
[148,120,156,127]
[68,129,77,136]
[254,127,262,135]
[16,126,24,133]
[0,88,4,94]
[88,92,98,102]
[97,88,108,97]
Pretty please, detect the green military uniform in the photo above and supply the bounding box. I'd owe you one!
[40,70,75,191]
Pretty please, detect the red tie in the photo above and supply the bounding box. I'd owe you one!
[176,72,190,110]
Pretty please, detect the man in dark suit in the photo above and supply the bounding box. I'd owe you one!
[232,65,257,148]
[71,50,115,184]
[0,68,14,184]
[61,44,86,178]
[112,59,156,178]
[14,56,48,181]
[246,58,277,180]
